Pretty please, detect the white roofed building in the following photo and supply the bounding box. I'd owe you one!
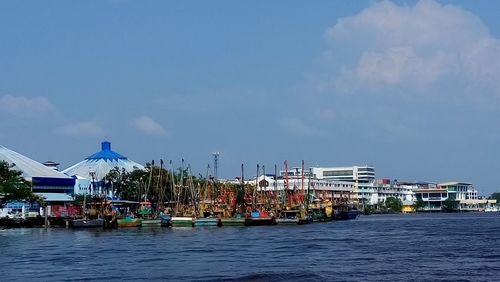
[62,141,145,196]
[0,145,75,204]
[63,141,145,180]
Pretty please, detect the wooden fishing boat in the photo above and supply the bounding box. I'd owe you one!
[170,216,195,227]
[71,218,104,228]
[117,217,142,227]
[244,211,275,226]
[309,200,334,222]
[276,210,301,225]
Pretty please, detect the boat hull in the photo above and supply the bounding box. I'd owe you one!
[171,217,195,227]
[275,218,299,225]
[141,219,161,225]
[244,217,276,226]
[117,218,143,227]
[336,210,359,220]
[220,218,246,226]
[195,218,220,227]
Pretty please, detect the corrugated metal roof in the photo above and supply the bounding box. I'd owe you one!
[0,145,73,181]
[439,182,472,186]
[62,158,145,179]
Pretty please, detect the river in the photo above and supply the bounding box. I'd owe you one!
[1,212,499,281]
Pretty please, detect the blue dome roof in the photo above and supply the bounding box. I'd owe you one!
[86,141,127,161]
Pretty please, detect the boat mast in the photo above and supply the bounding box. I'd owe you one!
[285,160,289,205]
[253,164,259,211]
[306,167,311,210]
[301,160,305,204]
[156,159,164,213]
[239,163,245,214]
[274,164,278,214]
[169,160,175,207]
[146,160,154,203]
[205,164,211,211]
[262,165,266,210]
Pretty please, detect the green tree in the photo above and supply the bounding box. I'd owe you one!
[0,161,37,204]
[363,204,374,215]
[385,197,403,213]
[105,167,148,201]
[442,197,459,212]
[413,198,425,211]
[489,192,500,202]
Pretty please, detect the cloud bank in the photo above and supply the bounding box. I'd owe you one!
[56,121,105,137]
[316,0,500,102]
[0,94,56,118]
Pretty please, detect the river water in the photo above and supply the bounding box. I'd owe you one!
[1,213,499,281]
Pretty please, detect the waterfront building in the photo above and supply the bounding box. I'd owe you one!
[414,187,448,211]
[0,145,75,217]
[357,180,417,207]
[281,165,375,182]
[438,182,478,201]
[414,182,482,211]
[279,165,416,207]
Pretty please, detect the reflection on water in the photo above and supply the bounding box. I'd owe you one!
[1,213,500,281]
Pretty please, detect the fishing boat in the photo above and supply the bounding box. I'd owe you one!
[170,216,195,227]
[334,206,359,220]
[244,211,275,226]
[117,217,142,227]
[276,209,307,225]
[141,219,161,226]
[275,213,299,225]
[220,216,246,226]
[195,217,220,227]
[71,218,104,228]
[337,209,359,220]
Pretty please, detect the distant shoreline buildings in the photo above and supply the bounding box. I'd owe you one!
[0,141,498,217]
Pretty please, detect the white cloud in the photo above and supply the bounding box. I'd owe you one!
[131,116,167,136]
[318,0,500,99]
[0,94,56,118]
[56,121,105,137]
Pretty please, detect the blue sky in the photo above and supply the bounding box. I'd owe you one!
[1,0,500,195]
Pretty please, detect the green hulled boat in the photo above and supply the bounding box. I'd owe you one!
[117,217,142,227]
[170,216,195,227]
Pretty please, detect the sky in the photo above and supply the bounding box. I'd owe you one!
[1,0,500,195]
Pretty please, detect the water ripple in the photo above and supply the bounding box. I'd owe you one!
[1,213,500,281]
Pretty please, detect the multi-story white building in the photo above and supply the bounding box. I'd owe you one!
[438,182,478,201]
[357,180,416,206]
[281,165,375,182]
[414,182,480,211]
